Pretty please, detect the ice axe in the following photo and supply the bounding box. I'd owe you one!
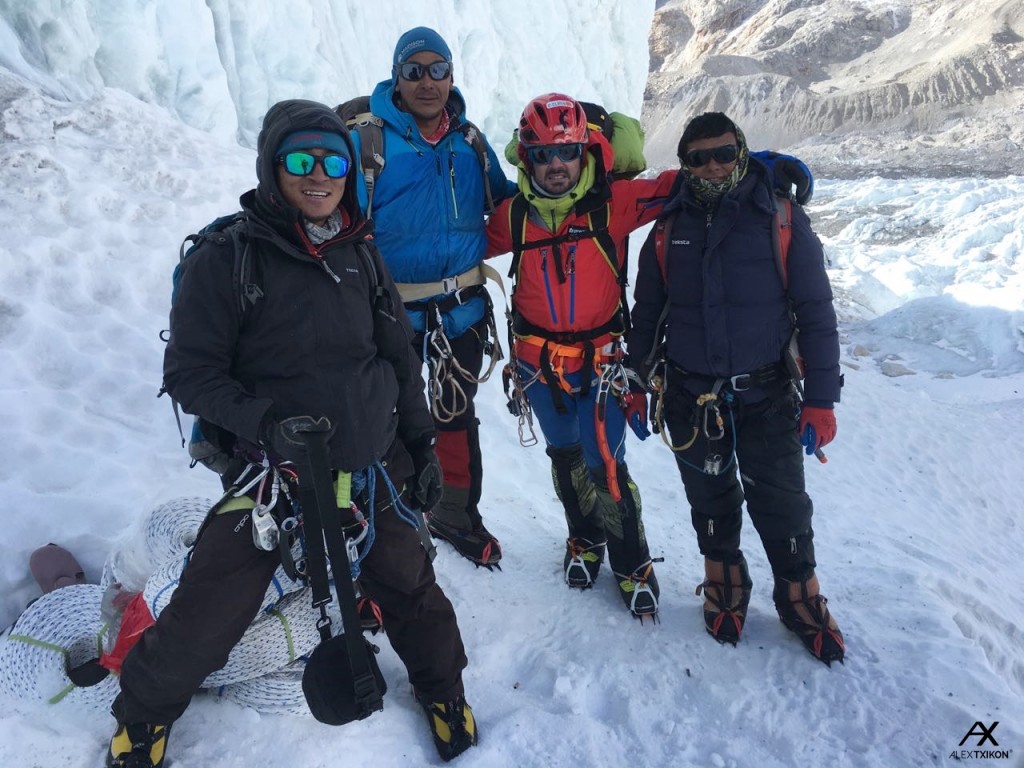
[292,417,386,725]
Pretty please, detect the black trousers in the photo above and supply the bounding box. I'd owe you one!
[115,452,467,724]
[662,385,816,578]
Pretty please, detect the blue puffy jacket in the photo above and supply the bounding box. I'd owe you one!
[358,80,516,337]
[629,159,841,406]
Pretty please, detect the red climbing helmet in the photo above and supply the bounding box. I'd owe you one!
[518,93,589,146]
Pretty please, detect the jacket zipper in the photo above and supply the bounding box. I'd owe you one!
[567,244,577,325]
[295,222,342,284]
[448,154,459,219]
[541,247,558,324]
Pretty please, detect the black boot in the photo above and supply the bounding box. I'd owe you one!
[594,462,660,620]
[563,537,606,589]
[773,571,845,665]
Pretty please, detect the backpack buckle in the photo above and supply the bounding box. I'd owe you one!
[442,276,459,294]
[729,373,752,391]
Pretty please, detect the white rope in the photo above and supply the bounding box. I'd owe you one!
[0,496,331,714]
[0,584,119,710]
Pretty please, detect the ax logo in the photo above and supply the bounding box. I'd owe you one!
[959,721,999,747]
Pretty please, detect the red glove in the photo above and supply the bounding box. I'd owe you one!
[622,391,650,441]
[799,405,836,455]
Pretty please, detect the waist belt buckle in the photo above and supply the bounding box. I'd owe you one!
[729,373,752,391]
[442,276,459,295]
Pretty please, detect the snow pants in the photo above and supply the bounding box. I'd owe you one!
[113,441,468,726]
[661,385,817,580]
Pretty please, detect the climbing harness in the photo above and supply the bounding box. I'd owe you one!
[404,266,508,424]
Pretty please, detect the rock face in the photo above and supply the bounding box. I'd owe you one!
[644,0,1024,176]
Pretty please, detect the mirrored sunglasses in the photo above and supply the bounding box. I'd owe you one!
[525,143,584,165]
[399,60,452,82]
[683,144,739,168]
[277,152,350,179]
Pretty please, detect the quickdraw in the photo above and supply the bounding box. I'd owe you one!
[501,345,540,447]
[423,303,504,424]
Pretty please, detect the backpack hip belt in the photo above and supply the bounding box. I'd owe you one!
[395,263,503,304]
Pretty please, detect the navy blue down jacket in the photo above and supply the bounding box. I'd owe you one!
[628,159,841,407]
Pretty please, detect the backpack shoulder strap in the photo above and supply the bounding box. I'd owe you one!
[507,194,532,280]
[771,196,793,291]
[336,98,385,217]
[654,211,677,285]
[354,240,397,321]
[229,218,260,315]
[455,119,496,215]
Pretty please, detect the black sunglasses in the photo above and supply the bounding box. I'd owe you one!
[525,143,584,165]
[683,144,739,168]
[398,60,452,82]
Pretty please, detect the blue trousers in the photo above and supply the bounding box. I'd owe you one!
[520,362,628,470]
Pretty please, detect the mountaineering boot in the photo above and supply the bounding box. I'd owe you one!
[695,552,753,645]
[596,462,660,621]
[612,558,661,620]
[563,537,606,589]
[773,571,845,665]
[106,722,172,768]
[418,693,478,761]
[426,512,502,569]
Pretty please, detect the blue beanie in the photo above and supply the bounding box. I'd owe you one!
[275,130,350,158]
[393,26,452,67]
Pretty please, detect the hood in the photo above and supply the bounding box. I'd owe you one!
[251,99,365,237]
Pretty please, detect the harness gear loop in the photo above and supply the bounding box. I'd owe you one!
[420,288,506,424]
[648,362,700,452]
[502,343,540,448]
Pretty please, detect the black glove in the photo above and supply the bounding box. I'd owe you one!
[407,437,443,511]
[259,414,334,463]
[753,150,814,205]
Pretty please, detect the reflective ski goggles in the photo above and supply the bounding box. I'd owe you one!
[683,144,739,168]
[525,143,584,165]
[398,60,452,81]
[277,152,350,179]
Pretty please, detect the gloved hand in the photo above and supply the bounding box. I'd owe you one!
[407,437,444,511]
[798,405,836,455]
[752,150,814,205]
[622,390,651,441]
[259,414,334,463]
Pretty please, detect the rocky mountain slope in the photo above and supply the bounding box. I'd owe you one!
[643,0,1024,176]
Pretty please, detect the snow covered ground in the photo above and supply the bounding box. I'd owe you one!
[1,3,1023,767]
